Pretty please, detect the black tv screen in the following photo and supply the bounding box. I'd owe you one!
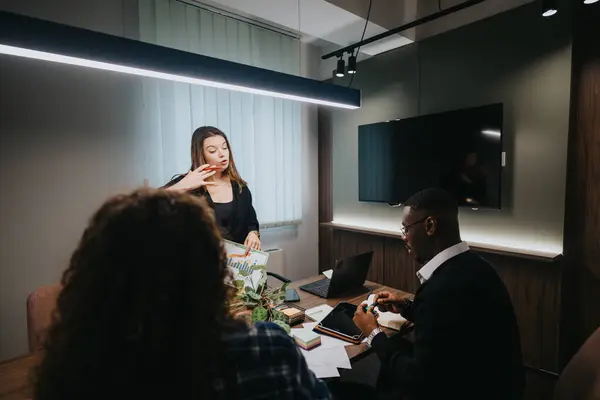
[358,103,503,209]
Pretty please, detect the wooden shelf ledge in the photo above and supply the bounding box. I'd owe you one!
[320,222,562,263]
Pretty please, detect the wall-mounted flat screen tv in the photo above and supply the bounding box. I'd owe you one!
[358,103,503,209]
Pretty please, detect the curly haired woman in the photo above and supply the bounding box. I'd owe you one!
[34,189,330,400]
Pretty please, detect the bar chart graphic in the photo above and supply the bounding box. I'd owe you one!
[227,257,257,274]
[224,240,269,286]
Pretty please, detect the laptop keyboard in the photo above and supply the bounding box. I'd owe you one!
[303,282,330,298]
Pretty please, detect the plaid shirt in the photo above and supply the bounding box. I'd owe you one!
[213,322,332,400]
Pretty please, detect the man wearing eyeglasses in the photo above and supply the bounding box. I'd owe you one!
[353,188,525,400]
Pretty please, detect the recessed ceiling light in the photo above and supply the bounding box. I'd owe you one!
[541,0,558,17]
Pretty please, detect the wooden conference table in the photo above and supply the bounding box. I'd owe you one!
[0,276,412,400]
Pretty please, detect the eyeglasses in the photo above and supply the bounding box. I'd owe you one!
[400,217,429,239]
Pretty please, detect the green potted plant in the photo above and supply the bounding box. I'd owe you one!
[229,265,291,333]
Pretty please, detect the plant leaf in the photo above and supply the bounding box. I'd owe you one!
[258,272,267,286]
[274,296,285,306]
[271,310,286,322]
[252,306,268,323]
[256,274,268,294]
[247,290,262,301]
[234,280,245,288]
[242,292,258,306]
[244,300,259,307]
[238,269,251,277]
[273,320,291,334]
[271,282,289,294]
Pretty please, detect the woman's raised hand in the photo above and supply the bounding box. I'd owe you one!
[172,164,216,191]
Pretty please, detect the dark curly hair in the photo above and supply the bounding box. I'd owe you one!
[34,189,238,400]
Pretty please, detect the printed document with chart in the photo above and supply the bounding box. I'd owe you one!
[224,239,269,288]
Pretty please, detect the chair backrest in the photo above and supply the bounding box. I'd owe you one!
[554,326,600,400]
[26,284,62,351]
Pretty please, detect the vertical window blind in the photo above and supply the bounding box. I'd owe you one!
[138,0,302,227]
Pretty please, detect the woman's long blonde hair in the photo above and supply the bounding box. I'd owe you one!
[190,126,246,189]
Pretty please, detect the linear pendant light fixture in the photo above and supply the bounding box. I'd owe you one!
[0,11,360,110]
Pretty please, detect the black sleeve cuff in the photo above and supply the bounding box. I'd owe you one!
[399,300,414,322]
[370,331,389,360]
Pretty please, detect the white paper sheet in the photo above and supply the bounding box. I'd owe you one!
[377,311,407,330]
[310,366,340,379]
[303,322,318,330]
[305,304,333,323]
[294,326,352,377]
[295,313,378,378]
[322,269,333,279]
[301,344,352,370]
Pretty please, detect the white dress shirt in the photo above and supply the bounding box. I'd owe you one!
[416,242,470,284]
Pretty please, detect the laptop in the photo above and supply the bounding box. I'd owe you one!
[299,251,374,298]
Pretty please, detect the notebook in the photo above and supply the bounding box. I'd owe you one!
[293,329,322,350]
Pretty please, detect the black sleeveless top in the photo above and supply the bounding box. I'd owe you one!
[212,200,234,239]
[163,177,259,244]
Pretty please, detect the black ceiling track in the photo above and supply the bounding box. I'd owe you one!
[322,0,489,60]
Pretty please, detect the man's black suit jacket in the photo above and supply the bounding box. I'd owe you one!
[371,250,525,400]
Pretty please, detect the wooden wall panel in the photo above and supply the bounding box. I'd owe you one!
[561,0,600,365]
[317,97,334,274]
[480,253,563,371]
[564,7,600,278]
[332,230,385,285]
[317,107,333,224]
[317,99,335,272]
[318,226,334,274]
[383,237,419,293]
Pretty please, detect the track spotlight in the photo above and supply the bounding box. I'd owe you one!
[336,57,345,77]
[541,0,558,17]
[347,55,357,74]
[583,0,598,4]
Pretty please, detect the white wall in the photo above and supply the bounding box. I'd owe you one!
[0,0,138,363]
[0,0,321,361]
[0,0,130,34]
